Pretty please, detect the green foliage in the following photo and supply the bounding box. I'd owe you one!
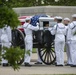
[0,5,20,28]
[73,31,76,35]
[25,50,30,56]
[1,0,76,7]
[2,47,24,71]
[55,0,76,6]
[0,0,76,7]
[32,48,36,53]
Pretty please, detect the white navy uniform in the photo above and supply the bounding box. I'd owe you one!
[23,23,39,63]
[68,21,76,65]
[1,26,12,64]
[63,18,71,65]
[51,23,66,65]
[36,49,42,63]
[65,25,72,65]
[36,22,42,63]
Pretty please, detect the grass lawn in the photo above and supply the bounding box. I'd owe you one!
[32,48,66,53]
[32,48,37,53]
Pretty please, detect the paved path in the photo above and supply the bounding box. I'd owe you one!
[0,65,76,75]
[0,53,76,75]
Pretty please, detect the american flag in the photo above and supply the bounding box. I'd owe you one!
[31,14,47,26]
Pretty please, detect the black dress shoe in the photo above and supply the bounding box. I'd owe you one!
[70,65,76,67]
[2,63,8,67]
[24,63,32,67]
[55,64,63,66]
[65,64,72,66]
[35,62,42,64]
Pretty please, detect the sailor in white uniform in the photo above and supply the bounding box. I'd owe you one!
[51,16,66,66]
[1,25,12,66]
[34,22,42,64]
[63,18,71,66]
[23,18,39,66]
[68,14,76,67]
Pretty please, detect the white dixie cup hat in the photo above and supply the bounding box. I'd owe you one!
[64,18,70,21]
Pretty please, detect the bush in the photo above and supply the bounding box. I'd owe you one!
[2,47,24,71]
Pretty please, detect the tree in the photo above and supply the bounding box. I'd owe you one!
[1,0,76,7]
[0,6,20,28]
[0,0,20,28]
[0,0,23,71]
[55,0,76,6]
[2,47,24,71]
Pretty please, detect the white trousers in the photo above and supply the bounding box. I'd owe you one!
[36,49,42,63]
[24,37,33,63]
[55,41,65,65]
[69,40,76,65]
[1,34,11,64]
[66,41,72,64]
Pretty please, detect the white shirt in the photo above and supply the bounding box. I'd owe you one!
[68,21,76,41]
[23,23,39,40]
[51,23,66,41]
